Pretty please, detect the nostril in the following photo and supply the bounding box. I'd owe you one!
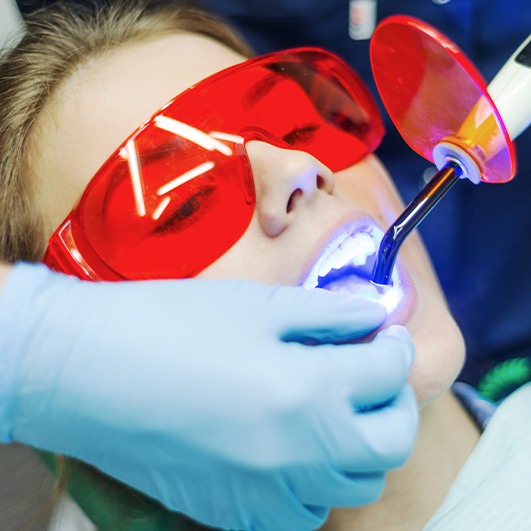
[287,172,332,212]
[318,171,335,193]
[286,188,303,213]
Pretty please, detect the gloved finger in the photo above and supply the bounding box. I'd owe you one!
[349,325,414,405]
[221,471,329,531]
[315,325,414,406]
[250,500,327,531]
[274,288,387,343]
[289,464,386,508]
[333,385,418,472]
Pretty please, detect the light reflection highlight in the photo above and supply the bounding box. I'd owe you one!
[152,196,171,220]
[123,139,146,217]
[157,161,215,196]
[154,116,233,156]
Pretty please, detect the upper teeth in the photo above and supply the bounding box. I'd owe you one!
[303,229,379,289]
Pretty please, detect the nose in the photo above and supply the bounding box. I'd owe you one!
[246,141,335,237]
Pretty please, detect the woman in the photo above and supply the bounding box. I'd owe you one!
[0,1,529,530]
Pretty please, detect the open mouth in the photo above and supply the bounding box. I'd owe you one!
[302,223,404,315]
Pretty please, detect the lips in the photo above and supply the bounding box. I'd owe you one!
[302,219,414,322]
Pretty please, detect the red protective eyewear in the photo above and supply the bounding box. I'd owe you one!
[44,47,384,280]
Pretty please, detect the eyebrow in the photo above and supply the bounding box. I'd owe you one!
[242,71,283,110]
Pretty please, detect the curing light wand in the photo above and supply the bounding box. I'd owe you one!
[371,161,463,285]
[370,25,531,287]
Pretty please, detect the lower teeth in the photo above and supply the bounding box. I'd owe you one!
[321,274,379,299]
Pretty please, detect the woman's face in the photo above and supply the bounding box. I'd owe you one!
[33,33,464,406]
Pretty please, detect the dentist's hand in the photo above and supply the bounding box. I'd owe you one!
[0,262,417,531]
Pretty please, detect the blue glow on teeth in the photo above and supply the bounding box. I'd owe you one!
[303,226,404,314]
[303,229,378,290]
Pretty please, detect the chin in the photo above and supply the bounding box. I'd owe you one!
[407,304,465,407]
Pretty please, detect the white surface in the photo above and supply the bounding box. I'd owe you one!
[48,495,96,531]
[424,383,531,530]
[488,34,531,140]
[0,0,24,49]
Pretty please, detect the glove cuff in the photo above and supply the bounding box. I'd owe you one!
[0,262,59,442]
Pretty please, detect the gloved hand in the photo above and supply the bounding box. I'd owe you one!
[0,262,417,531]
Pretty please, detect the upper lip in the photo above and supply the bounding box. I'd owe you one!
[301,217,384,289]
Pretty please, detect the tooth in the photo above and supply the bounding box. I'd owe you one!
[330,246,351,269]
[357,232,377,252]
[304,277,318,289]
[308,228,381,289]
[317,261,333,278]
[317,245,348,278]
[340,236,359,256]
[350,233,376,266]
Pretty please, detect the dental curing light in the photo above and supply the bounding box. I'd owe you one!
[369,16,531,285]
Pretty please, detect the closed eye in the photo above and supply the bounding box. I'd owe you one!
[153,185,215,235]
[282,124,320,146]
[327,112,371,136]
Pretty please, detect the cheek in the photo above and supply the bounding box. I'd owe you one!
[196,201,324,286]
[408,308,465,406]
[334,157,406,227]
[196,217,297,284]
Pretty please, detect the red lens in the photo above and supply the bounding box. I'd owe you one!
[45,48,384,280]
[185,49,384,171]
[370,16,515,183]
[71,128,253,279]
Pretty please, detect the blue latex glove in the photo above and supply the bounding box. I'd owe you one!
[0,263,417,531]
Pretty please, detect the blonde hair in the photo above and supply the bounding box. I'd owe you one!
[0,0,251,263]
[0,2,251,528]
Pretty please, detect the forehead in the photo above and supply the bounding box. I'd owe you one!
[33,33,246,236]
[47,33,247,175]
